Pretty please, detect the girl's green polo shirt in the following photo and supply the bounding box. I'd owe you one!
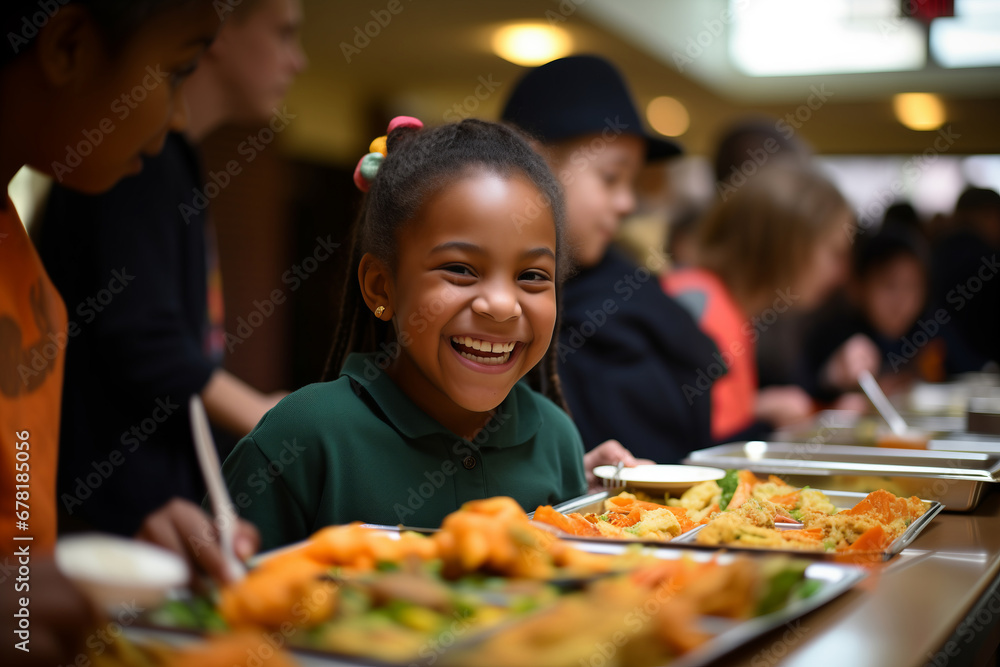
[219,352,587,551]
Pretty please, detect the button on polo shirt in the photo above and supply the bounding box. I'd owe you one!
[219,352,587,551]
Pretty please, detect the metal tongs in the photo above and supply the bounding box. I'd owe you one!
[189,395,246,581]
[858,369,910,436]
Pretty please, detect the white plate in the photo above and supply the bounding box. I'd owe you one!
[592,464,726,491]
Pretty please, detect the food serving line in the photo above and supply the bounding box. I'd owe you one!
[701,378,1000,667]
[684,443,1000,667]
[714,491,1000,667]
[73,380,1000,666]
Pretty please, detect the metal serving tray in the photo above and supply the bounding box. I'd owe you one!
[550,489,942,562]
[671,490,943,562]
[928,434,1000,454]
[129,535,867,667]
[684,441,1000,511]
[534,490,704,546]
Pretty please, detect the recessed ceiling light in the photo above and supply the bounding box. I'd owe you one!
[893,93,946,131]
[730,0,926,76]
[491,23,572,67]
[646,96,690,137]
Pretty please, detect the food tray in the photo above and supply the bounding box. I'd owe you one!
[551,489,942,562]
[685,441,1000,511]
[530,490,704,546]
[670,490,943,562]
[128,535,868,667]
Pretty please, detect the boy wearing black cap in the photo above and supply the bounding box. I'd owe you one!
[502,55,719,463]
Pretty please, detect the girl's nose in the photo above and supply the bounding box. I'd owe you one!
[471,282,522,322]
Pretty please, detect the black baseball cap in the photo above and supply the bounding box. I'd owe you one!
[501,54,682,161]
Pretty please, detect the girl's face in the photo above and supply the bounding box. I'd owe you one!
[378,172,558,437]
[861,255,926,340]
[548,133,644,269]
[33,3,219,192]
[794,212,853,310]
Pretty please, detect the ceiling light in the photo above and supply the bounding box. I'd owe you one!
[730,0,926,76]
[646,96,690,137]
[931,2,1000,69]
[893,93,946,131]
[491,23,572,67]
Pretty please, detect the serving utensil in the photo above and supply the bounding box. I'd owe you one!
[602,461,625,491]
[189,394,246,581]
[858,369,909,436]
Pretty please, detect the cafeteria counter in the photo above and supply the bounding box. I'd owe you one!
[713,488,1000,667]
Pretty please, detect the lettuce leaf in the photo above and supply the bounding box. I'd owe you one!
[718,469,739,510]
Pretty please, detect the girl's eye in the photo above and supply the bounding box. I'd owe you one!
[520,269,552,283]
[440,264,475,277]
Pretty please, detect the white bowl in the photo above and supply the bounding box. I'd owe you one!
[55,534,190,610]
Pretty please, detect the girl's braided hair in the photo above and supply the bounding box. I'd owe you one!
[323,118,570,410]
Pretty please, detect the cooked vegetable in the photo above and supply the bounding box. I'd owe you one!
[718,469,740,510]
[133,496,823,667]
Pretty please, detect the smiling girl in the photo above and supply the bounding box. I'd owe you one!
[219,118,591,550]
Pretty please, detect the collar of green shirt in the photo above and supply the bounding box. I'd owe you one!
[340,352,543,449]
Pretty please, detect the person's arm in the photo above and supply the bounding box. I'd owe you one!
[201,368,286,436]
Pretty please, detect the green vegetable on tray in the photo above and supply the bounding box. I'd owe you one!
[718,469,740,510]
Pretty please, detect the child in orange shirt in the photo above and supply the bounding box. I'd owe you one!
[663,167,854,442]
[1,2,257,664]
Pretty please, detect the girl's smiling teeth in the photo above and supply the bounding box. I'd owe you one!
[450,336,517,365]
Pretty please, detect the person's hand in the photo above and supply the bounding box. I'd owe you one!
[583,439,655,491]
[0,557,102,667]
[830,391,870,413]
[822,334,881,392]
[755,386,815,428]
[135,498,260,586]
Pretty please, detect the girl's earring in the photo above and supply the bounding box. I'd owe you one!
[374,305,386,319]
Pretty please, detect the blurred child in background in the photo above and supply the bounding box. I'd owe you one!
[663,166,853,443]
[806,223,942,400]
[501,55,720,463]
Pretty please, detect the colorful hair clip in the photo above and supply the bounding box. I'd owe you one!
[353,153,383,192]
[353,116,425,192]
